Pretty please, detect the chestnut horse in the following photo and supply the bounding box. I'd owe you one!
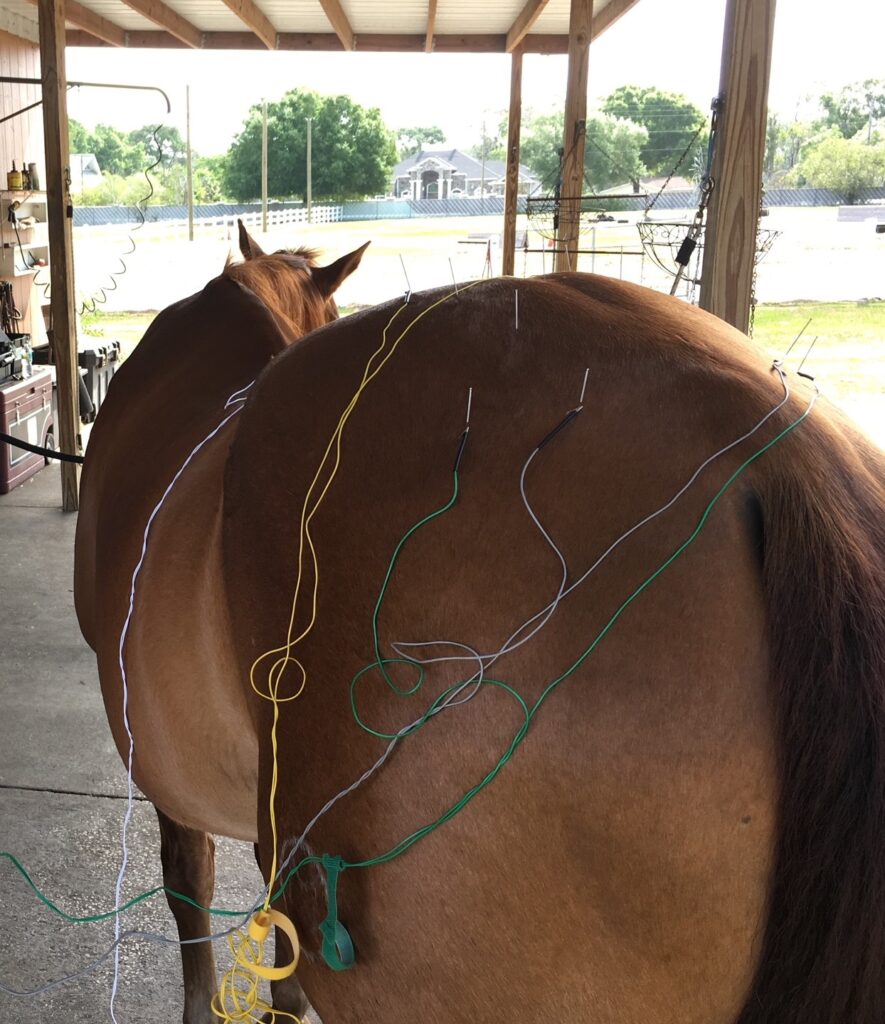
[75,232,885,1024]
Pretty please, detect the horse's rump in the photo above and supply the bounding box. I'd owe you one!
[219,275,884,1021]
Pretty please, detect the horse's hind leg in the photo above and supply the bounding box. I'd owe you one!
[157,808,218,1024]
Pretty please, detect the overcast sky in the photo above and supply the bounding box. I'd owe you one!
[64,0,885,156]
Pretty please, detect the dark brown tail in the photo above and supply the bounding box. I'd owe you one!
[738,430,885,1023]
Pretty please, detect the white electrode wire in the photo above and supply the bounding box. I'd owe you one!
[110,386,252,1022]
[391,365,793,678]
[225,380,256,408]
[274,639,488,884]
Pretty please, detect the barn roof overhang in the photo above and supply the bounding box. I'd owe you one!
[0,0,640,53]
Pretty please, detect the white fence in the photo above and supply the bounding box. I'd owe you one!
[74,205,343,244]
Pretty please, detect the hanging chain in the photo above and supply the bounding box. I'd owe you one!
[645,99,718,216]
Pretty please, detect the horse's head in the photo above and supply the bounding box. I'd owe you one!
[224,220,369,344]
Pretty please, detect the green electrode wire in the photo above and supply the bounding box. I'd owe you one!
[0,850,242,921]
[2,396,814,926]
[337,398,816,874]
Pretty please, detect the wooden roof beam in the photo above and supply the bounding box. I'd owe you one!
[24,0,127,45]
[219,0,276,49]
[425,0,437,52]
[506,0,549,53]
[317,0,354,50]
[64,31,576,53]
[119,0,203,47]
[590,0,642,40]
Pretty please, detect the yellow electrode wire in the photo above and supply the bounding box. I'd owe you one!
[216,282,483,1021]
[250,281,482,907]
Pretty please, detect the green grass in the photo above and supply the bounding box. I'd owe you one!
[752,300,885,402]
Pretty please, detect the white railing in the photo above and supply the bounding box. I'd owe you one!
[73,205,343,244]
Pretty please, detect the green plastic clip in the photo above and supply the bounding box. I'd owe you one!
[319,854,355,971]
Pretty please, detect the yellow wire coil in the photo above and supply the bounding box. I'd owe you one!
[211,910,303,1023]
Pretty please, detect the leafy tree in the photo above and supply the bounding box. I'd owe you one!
[764,114,819,179]
[602,85,706,176]
[97,124,147,176]
[583,116,648,190]
[819,80,885,140]
[128,125,187,168]
[193,155,228,203]
[78,172,155,206]
[68,118,92,154]
[517,113,562,186]
[225,89,397,202]
[794,136,885,202]
[397,125,445,159]
[518,111,647,192]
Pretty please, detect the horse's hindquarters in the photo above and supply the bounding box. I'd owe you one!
[221,279,783,1021]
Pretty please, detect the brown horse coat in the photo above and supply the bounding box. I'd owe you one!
[76,267,885,1024]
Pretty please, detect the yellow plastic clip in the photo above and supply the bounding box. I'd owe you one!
[237,909,300,981]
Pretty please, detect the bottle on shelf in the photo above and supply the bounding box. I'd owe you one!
[27,163,40,190]
[7,162,22,190]
[20,161,30,190]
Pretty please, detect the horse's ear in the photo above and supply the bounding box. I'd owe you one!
[312,241,370,298]
[238,219,265,260]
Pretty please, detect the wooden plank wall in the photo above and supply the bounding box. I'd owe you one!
[0,30,44,180]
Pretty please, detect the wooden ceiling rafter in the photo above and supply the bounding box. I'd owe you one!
[218,0,277,49]
[317,0,354,50]
[590,0,641,38]
[118,0,203,47]
[425,0,437,52]
[506,0,550,53]
[24,0,127,46]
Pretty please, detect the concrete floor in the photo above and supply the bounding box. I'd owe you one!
[0,463,271,1023]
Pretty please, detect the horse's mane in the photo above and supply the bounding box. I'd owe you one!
[222,247,333,342]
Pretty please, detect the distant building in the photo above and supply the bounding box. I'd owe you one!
[393,149,540,200]
[69,154,102,192]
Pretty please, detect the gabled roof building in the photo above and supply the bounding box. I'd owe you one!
[393,149,540,200]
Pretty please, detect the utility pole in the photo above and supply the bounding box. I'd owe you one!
[186,84,193,241]
[480,117,486,214]
[261,99,268,232]
[307,116,313,224]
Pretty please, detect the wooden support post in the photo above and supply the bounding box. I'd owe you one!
[554,0,592,273]
[38,0,80,511]
[502,49,524,276]
[698,0,777,332]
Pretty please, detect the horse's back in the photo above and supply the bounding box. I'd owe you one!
[220,275,863,1021]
